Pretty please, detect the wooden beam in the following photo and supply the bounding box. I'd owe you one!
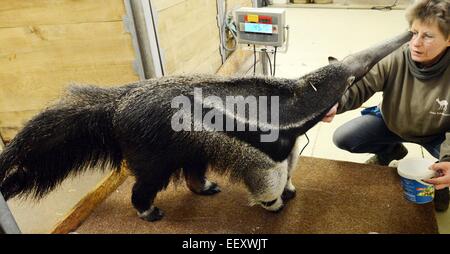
[51,165,131,234]
[216,47,253,75]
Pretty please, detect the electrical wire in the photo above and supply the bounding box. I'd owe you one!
[253,44,257,76]
[263,49,273,76]
[221,10,238,52]
[217,2,239,63]
[299,133,310,156]
[273,46,278,77]
[251,46,278,77]
[245,59,260,75]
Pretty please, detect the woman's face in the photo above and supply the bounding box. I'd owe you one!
[409,19,450,66]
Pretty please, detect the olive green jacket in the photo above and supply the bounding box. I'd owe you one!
[337,44,450,162]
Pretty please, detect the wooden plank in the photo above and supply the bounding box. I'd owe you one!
[0,64,138,112]
[0,0,126,28]
[0,23,137,72]
[216,47,253,75]
[157,0,221,74]
[0,21,138,113]
[51,166,131,234]
[155,0,252,75]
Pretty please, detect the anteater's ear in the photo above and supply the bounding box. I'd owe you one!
[328,56,339,64]
[347,76,356,85]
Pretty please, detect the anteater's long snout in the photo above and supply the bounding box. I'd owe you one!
[342,31,413,81]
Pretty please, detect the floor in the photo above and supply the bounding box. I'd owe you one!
[5,4,449,234]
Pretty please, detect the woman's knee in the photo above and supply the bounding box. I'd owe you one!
[332,125,355,151]
[332,117,372,152]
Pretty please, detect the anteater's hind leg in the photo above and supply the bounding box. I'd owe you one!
[195,132,289,213]
[282,136,301,202]
[183,160,220,195]
[128,158,173,222]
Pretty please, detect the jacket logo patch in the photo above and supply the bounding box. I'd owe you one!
[430,98,449,117]
[436,98,448,112]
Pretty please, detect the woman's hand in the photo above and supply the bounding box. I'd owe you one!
[322,103,339,123]
[424,162,450,190]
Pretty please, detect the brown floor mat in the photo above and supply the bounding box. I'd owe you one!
[75,156,438,234]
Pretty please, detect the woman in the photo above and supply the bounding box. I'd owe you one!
[324,0,450,211]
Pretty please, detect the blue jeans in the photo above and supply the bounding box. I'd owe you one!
[333,114,444,159]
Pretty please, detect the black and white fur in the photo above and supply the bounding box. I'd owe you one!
[0,31,412,222]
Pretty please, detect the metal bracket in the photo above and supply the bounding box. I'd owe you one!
[0,133,20,233]
[0,192,21,234]
[124,0,146,80]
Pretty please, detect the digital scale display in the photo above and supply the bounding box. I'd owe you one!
[234,7,285,46]
[244,23,273,34]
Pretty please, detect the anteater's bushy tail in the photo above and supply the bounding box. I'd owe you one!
[0,84,132,200]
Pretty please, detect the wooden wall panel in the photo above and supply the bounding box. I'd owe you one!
[156,0,218,74]
[155,0,252,75]
[0,0,125,27]
[152,0,186,11]
[0,0,139,141]
[0,22,137,112]
[0,0,254,141]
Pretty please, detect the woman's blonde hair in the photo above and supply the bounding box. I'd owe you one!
[405,0,449,37]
